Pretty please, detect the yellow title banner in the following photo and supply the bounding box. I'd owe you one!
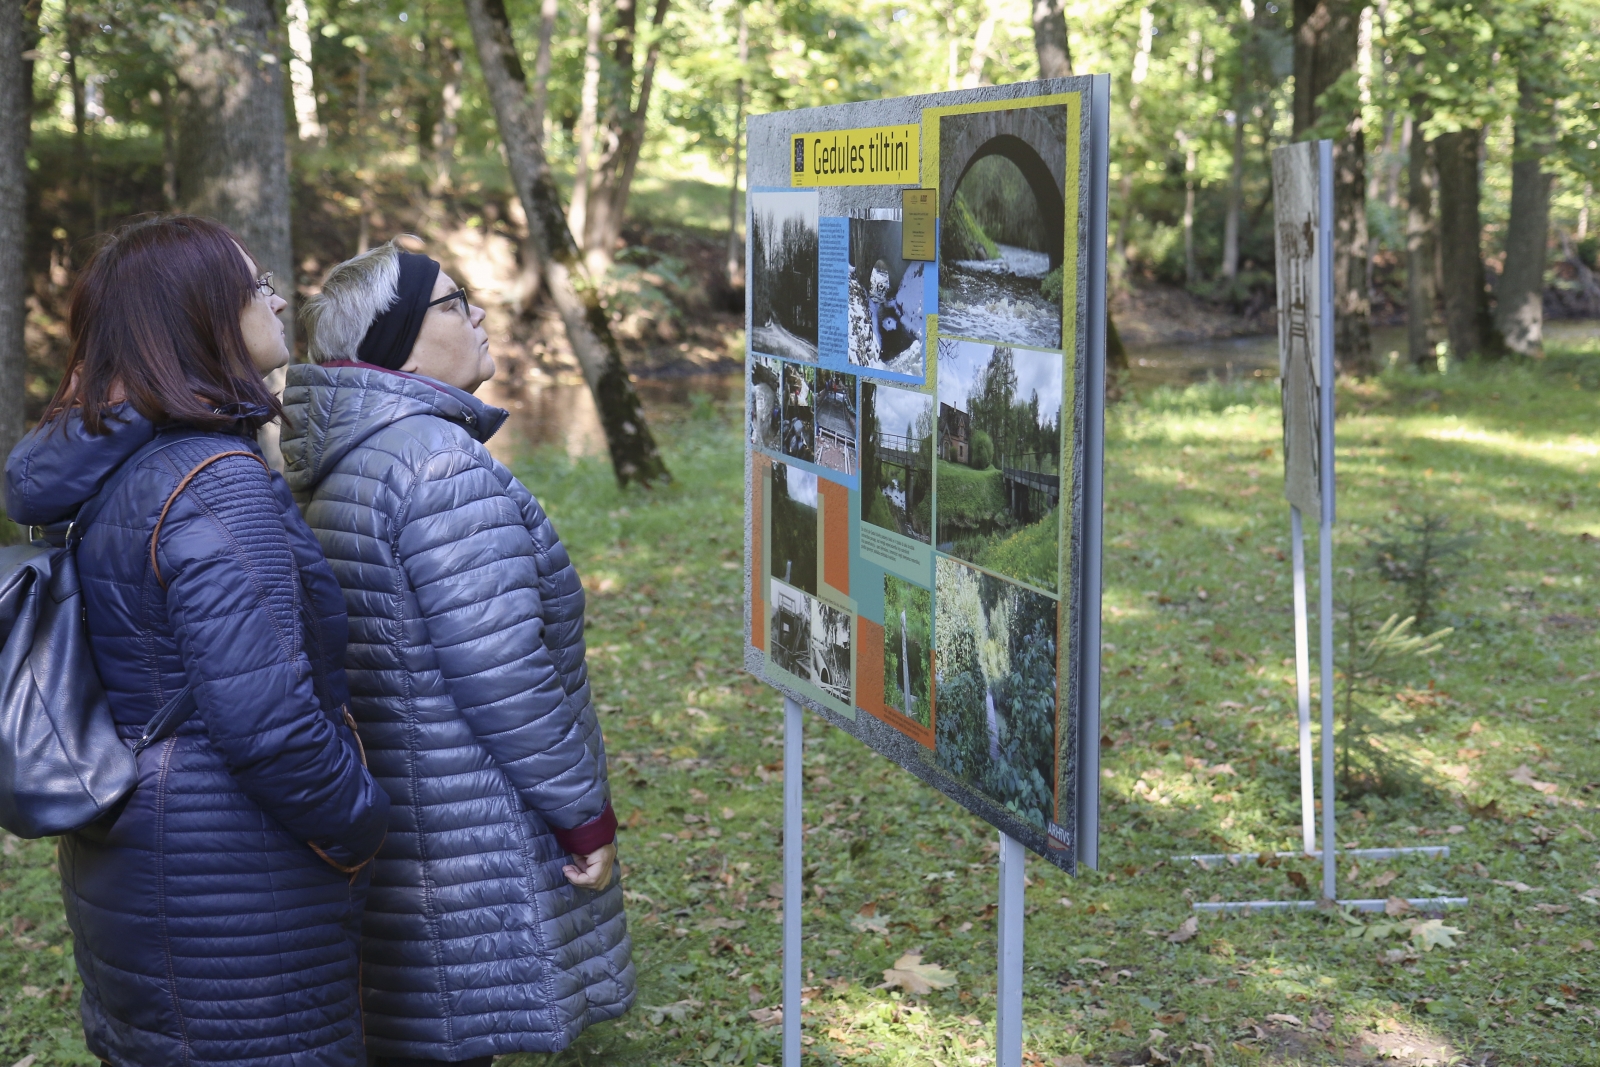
[790,124,920,186]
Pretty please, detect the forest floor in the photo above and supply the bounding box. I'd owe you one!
[2,347,1599,1067]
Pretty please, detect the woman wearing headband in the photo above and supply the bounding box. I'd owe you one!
[281,240,633,1066]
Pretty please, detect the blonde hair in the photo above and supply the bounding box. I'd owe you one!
[300,240,408,364]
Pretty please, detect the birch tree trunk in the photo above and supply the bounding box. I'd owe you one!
[1435,127,1502,359]
[1222,112,1245,280]
[175,0,294,467]
[568,0,603,242]
[1404,108,1439,368]
[0,0,40,485]
[1293,0,1375,375]
[1496,74,1554,357]
[463,0,669,486]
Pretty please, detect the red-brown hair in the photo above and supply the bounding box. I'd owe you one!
[42,214,283,435]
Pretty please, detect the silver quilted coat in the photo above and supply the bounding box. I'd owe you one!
[279,363,634,1059]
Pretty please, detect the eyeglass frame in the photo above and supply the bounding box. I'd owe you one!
[427,287,471,316]
[253,272,276,298]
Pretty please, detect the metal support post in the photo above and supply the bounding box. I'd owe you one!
[783,696,803,1065]
[1315,138,1338,905]
[996,833,1026,1067]
[1290,505,1314,855]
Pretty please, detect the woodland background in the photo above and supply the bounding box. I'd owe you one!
[0,0,1598,486]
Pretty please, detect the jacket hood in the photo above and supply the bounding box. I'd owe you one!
[4,404,158,526]
[280,362,508,495]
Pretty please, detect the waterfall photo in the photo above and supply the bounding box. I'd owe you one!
[750,191,820,361]
[933,558,1058,831]
[860,381,934,545]
[934,339,1063,593]
[936,105,1068,350]
[847,218,925,376]
[882,573,931,725]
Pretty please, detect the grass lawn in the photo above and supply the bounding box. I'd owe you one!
[2,349,1598,1067]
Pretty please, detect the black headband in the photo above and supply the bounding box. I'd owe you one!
[356,252,441,370]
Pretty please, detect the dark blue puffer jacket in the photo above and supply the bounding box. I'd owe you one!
[4,408,391,1067]
[280,362,634,1060]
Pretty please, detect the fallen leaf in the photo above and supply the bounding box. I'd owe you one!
[1492,879,1537,893]
[10,1057,37,1067]
[1384,896,1413,917]
[1511,764,1560,795]
[1447,824,1466,834]
[1365,870,1399,890]
[1182,1041,1216,1066]
[1574,940,1597,953]
[696,917,747,932]
[1411,918,1464,952]
[1058,897,1074,908]
[880,953,956,994]
[1265,1012,1304,1028]
[1052,1057,1088,1067]
[1286,870,1309,891]
[1533,903,1572,915]
[850,913,889,934]
[1309,1011,1333,1032]
[1167,916,1199,943]
[18,986,43,999]
[1149,1027,1170,1042]
[1077,956,1109,968]
[748,1006,782,1026]
[1109,1018,1136,1037]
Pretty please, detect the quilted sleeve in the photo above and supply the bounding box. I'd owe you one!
[396,447,612,846]
[156,453,390,870]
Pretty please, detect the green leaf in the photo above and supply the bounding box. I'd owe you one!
[1411,919,1465,952]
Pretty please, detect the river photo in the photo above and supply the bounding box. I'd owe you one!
[750,190,820,362]
[860,380,934,544]
[936,104,1068,350]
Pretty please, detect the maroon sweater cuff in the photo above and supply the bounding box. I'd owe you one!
[552,801,618,855]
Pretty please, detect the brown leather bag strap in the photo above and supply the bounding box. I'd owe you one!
[150,450,271,589]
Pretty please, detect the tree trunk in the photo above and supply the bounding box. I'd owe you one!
[1496,74,1554,357]
[174,0,295,466]
[568,0,603,243]
[725,8,747,291]
[286,0,322,142]
[1434,127,1501,360]
[1222,111,1245,280]
[1293,0,1374,375]
[530,0,558,137]
[583,0,670,276]
[1181,137,1197,286]
[1405,109,1439,368]
[0,0,40,487]
[1031,0,1072,78]
[431,36,463,196]
[463,0,669,486]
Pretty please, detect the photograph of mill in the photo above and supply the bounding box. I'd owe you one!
[748,356,781,451]
[882,573,931,725]
[847,218,925,377]
[768,578,814,680]
[750,191,820,361]
[781,361,817,464]
[768,462,818,595]
[936,104,1068,350]
[860,381,934,544]
[933,557,1058,832]
[810,599,852,704]
[934,339,1063,593]
[814,369,858,476]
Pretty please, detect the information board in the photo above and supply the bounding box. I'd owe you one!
[743,79,1107,872]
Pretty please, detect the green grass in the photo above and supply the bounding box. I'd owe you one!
[935,458,1006,524]
[972,506,1060,592]
[3,350,1600,1067]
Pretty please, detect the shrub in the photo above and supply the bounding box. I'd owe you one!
[969,429,994,470]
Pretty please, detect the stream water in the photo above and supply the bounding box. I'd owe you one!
[482,320,1600,461]
[938,244,1061,349]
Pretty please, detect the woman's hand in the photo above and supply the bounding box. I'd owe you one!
[563,842,616,889]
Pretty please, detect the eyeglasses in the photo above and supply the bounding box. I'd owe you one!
[254,272,275,298]
[427,287,470,316]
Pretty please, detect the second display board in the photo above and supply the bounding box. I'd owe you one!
[743,79,1104,872]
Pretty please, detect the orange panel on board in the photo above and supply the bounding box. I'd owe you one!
[751,455,768,651]
[819,477,850,595]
